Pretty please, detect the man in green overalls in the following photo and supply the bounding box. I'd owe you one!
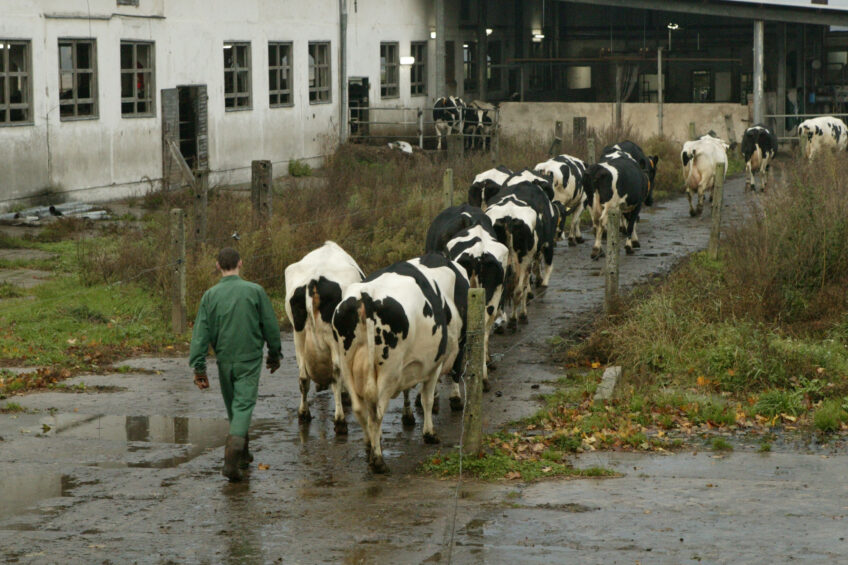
[189,247,282,482]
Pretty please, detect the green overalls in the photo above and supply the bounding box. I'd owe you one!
[189,275,282,437]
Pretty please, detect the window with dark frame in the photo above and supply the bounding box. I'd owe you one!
[59,38,97,119]
[268,42,293,107]
[120,41,154,117]
[308,41,331,103]
[463,41,477,92]
[380,42,399,98]
[117,0,139,5]
[224,41,251,110]
[410,42,426,96]
[0,40,32,124]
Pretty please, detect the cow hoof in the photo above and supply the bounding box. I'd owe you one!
[482,379,491,392]
[449,396,464,412]
[298,410,313,423]
[487,360,497,371]
[370,455,389,474]
[334,419,348,435]
[401,412,416,427]
[625,245,634,255]
[576,236,585,244]
[527,291,535,300]
[631,240,641,249]
[568,238,577,247]
[341,391,352,407]
[507,318,517,330]
[519,313,529,324]
[494,324,505,335]
[591,249,603,260]
[423,432,441,445]
[689,209,698,217]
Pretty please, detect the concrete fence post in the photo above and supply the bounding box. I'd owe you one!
[604,207,621,314]
[551,120,563,156]
[462,287,486,456]
[708,164,726,260]
[443,168,454,208]
[418,110,424,149]
[251,160,272,225]
[170,209,187,335]
[573,116,587,144]
[689,122,697,140]
[193,169,208,252]
[587,137,596,165]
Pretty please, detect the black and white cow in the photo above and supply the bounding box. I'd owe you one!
[602,140,659,189]
[534,153,587,246]
[485,182,556,328]
[505,168,556,202]
[681,134,729,216]
[433,96,466,151]
[468,165,514,209]
[797,116,848,159]
[741,124,778,192]
[445,223,509,395]
[463,106,493,150]
[284,241,365,434]
[424,204,493,254]
[584,151,653,259]
[332,254,468,473]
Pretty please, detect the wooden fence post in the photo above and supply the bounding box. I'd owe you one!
[724,114,736,146]
[708,163,726,260]
[800,135,808,159]
[193,168,208,252]
[170,209,187,335]
[251,160,272,225]
[604,207,621,314]
[443,168,454,208]
[462,287,486,456]
[587,137,596,165]
[689,121,697,140]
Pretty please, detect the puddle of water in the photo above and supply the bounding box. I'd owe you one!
[0,473,78,520]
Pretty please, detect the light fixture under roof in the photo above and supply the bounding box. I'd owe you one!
[667,22,679,30]
[400,56,415,66]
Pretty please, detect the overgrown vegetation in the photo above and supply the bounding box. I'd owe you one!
[557,151,848,444]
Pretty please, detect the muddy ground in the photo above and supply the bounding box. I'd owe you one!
[2,170,847,564]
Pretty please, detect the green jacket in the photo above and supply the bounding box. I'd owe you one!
[189,275,282,375]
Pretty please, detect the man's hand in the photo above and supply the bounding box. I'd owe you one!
[194,373,209,390]
[266,355,281,374]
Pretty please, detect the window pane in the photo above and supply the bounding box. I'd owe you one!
[121,72,133,97]
[268,45,278,67]
[224,71,234,93]
[236,45,248,67]
[225,96,234,108]
[269,69,278,91]
[77,103,93,116]
[78,72,92,98]
[138,71,151,99]
[60,103,74,117]
[77,43,91,69]
[0,78,5,104]
[10,45,25,72]
[59,45,73,71]
[121,44,133,68]
[237,70,249,93]
[122,101,134,114]
[137,44,150,67]
[60,72,74,98]
[224,46,233,68]
[137,101,147,113]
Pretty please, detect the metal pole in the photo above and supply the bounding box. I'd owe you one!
[443,168,454,208]
[604,207,621,314]
[477,0,488,102]
[193,169,208,252]
[777,22,787,137]
[435,0,446,98]
[657,46,664,137]
[170,209,187,335]
[339,0,348,143]
[418,110,424,149]
[753,20,765,125]
[461,287,486,456]
[708,163,726,260]
[615,64,623,131]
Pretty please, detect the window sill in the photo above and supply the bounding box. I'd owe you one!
[270,103,295,109]
[308,100,332,105]
[225,107,254,112]
[59,115,100,122]
[121,113,156,119]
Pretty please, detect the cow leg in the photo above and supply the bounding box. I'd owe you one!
[745,162,753,191]
[331,378,347,434]
[449,378,463,411]
[686,188,699,217]
[401,389,415,427]
[297,373,312,423]
[540,244,554,287]
[630,218,640,248]
[569,200,585,245]
[591,207,607,259]
[420,370,441,444]
[367,405,388,474]
[624,210,639,254]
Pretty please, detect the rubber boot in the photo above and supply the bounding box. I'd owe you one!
[239,434,254,469]
[222,435,246,482]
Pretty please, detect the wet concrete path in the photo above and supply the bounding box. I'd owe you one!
[3,172,846,564]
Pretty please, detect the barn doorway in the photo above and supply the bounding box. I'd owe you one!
[161,85,208,189]
[348,77,369,137]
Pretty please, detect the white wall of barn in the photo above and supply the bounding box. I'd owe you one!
[0,0,439,209]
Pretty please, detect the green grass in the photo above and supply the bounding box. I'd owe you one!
[0,401,26,413]
[710,437,733,451]
[421,447,615,481]
[813,399,848,432]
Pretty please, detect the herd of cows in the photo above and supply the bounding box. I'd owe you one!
[283,106,845,473]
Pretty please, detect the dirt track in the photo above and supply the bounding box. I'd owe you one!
[3,171,847,564]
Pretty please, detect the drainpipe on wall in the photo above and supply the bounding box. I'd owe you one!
[339,0,348,143]
[753,20,764,125]
[436,0,446,99]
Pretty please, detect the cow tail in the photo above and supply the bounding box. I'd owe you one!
[358,299,378,386]
[307,280,321,345]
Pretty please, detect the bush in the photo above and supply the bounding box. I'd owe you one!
[813,399,848,432]
[288,159,312,177]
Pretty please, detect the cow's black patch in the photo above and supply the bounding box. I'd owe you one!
[307,276,344,324]
[332,296,360,351]
[375,333,382,345]
[289,285,308,332]
[487,305,495,315]
[423,302,433,317]
[425,204,493,253]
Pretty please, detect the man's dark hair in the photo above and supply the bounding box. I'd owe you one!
[217,247,241,271]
